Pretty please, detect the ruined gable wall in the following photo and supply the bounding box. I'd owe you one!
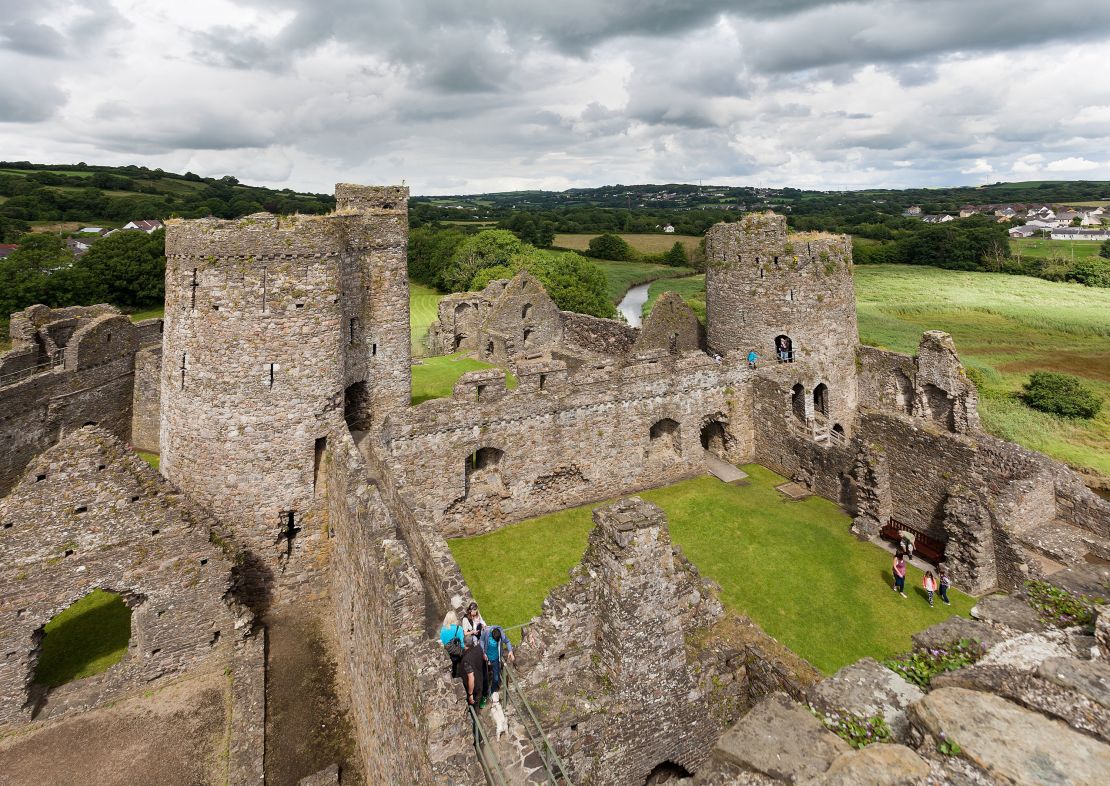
[632,290,705,355]
[560,310,638,358]
[384,352,754,537]
[322,425,437,785]
[0,309,150,497]
[0,427,249,729]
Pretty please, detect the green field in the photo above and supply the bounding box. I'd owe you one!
[410,282,442,356]
[128,306,165,322]
[411,353,517,404]
[554,233,701,255]
[646,265,1110,478]
[644,274,706,320]
[450,466,974,673]
[1011,238,1104,259]
[591,260,694,302]
[34,589,132,687]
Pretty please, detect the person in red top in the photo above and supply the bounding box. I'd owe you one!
[892,553,907,598]
[923,571,938,607]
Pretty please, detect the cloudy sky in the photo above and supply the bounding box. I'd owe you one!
[2,1,1110,195]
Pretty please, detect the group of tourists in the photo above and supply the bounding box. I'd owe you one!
[439,602,514,710]
[891,551,950,607]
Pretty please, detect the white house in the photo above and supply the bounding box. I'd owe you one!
[1050,227,1110,241]
[122,219,164,233]
[1008,225,1038,238]
[663,224,675,234]
[921,214,955,224]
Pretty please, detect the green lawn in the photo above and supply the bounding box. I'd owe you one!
[411,352,516,404]
[1010,238,1104,260]
[645,274,706,321]
[410,281,442,356]
[128,306,165,322]
[450,466,974,673]
[590,260,694,303]
[34,589,132,687]
[137,451,160,470]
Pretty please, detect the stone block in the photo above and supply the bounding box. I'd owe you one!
[806,743,930,786]
[909,686,1110,785]
[713,693,849,783]
[807,658,923,742]
[911,617,1008,653]
[970,595,1046,634]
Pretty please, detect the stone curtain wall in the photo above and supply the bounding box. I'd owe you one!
[704,213,859,419]
[0,427,250,729]
[384,351,754,537]
[322,424,437,785]
[516,498,728,785]
[161,185,410,590]
[0,305,157,497]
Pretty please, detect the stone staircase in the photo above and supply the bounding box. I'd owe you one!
[1013,517,1093,572]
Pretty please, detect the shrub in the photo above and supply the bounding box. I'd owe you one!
[1025,580,1104,628]
[810,707,891,748]
[1066,257,1110,288]
[1022,372,1102,419]
[663,241,688,267]
[883,639,986,689]
[586,233,638,261]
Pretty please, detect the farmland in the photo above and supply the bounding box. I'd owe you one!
[553,232,701,255]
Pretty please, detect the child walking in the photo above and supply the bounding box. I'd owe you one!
[938,568,951,606]
[923,571,938,607]
[892,553,907,598]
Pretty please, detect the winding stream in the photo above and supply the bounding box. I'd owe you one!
[617,282,651,327]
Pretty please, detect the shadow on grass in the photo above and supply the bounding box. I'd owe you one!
[34,590,132,688]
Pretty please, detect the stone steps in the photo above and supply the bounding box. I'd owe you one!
[1014,518,1091,565]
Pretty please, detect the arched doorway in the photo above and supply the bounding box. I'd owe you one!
[648,418,681,459]
[465,447,505,498]
[791,384,806,422]
[645,761,691,784]
[813,383,829,418]
[700,419,731,459]
[774,335,793,363]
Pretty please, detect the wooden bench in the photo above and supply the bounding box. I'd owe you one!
[880,520,946,565]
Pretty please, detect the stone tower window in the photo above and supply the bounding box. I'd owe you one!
[313,436,327,494]
[372,343,377,357]
[523,328,534,348]
[180,353,187,389]
[522,303,532,319]
[487,340,494,357]
[268,363,276,388]
[813,383,829,418]
[279,511,300,559]
[190,269,198,311]
[539,374,547,391]
[349,318,359,344]
[788,288,795,301]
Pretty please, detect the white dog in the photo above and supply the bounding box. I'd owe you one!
[489,691,508,740]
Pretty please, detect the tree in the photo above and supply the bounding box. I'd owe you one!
[586,233,638,261]
[663,241,688,267]
[75,229,166,309]
[0,233,72,316]
[1022,372,1102,419]
[408,226,466,289]
[1099,238,1110,259]
[1066,257,1110,288]
[443,230,525,291]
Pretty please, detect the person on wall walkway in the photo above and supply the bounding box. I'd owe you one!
[922,570,938,607]
[892,553,907,598]
[480,625,515,708]
[747,349,758,369]
[461,634,486,712]
[463,601,485,641]
[440,610,465,678]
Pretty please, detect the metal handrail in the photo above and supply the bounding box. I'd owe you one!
[502,663,572,785]
[0,351,63,386]
[469,704,510,786]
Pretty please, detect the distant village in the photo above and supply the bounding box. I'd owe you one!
[904,203,1110,241]
[0,219,163,261]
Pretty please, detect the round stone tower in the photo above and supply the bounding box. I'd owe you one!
[704,212,859,420]
[160,184,409,580]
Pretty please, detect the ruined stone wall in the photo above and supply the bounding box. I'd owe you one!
[323,424,436,785]
[704,213,858,420]
[632,290,705,355]
[516,498,729,785]
[560,310,638,358]
[0,307,146,497]
[160,185,410,589]
[130,344,162,453]
[384,352,754,537]
[0,427,250,729]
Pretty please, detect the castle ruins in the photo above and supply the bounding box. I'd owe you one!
[1,186,1108,785]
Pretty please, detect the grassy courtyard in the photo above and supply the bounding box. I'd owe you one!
[450,465,974,674]
[411,352,517,404]
[34,589,132,687]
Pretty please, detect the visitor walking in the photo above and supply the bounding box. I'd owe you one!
[462,602,486,640]
[892,553,907,598]
[440,610,465,678]
[460,634,486,710]
[480,625,515,705]
[923,570,938,607]
[747,350,758,369]
[938,568,951,606]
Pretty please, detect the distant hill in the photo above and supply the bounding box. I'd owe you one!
[0,162,334,241]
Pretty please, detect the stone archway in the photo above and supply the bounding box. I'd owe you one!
[700,417,733,460]
[647,418,681,461]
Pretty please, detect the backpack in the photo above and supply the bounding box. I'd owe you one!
[444,625,464,658]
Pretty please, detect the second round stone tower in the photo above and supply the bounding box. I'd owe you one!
[705,212,859,419]
[160,184,409,583]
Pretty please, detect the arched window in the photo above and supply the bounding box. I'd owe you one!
[465,447,504,497]
[700,419,731,459]
[813,383,829,418]
[921,384,955,430]
[486,340,495,357]
[774,335,794,363]
[521,303,532,319]
[791,384,806,422]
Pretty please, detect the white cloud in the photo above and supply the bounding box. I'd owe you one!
[0,1,1108,192]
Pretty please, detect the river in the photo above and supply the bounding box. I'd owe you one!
[617,282,651,327]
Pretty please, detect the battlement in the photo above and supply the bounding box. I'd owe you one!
[335,183,409,214]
